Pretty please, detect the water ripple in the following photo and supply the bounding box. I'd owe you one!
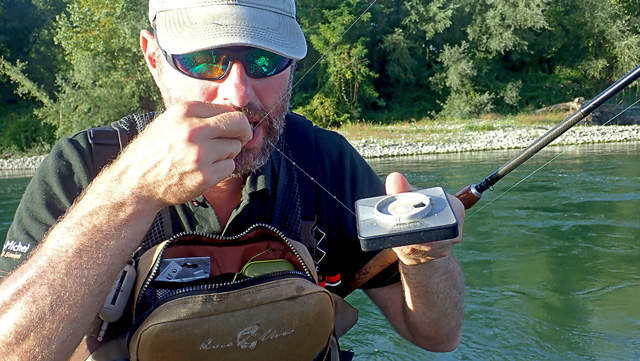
[574,282,640,297]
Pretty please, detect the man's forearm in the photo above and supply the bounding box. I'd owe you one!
[398,254,464,351]
[0,163,161,361]
[0,104,260,360]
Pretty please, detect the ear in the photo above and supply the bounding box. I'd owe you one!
[140,29,160,73]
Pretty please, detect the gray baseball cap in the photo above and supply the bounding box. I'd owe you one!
[149,0,307,60]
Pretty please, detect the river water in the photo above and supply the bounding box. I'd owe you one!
[1,142,639,360]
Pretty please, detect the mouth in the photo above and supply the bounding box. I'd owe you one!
[248,114,268,133]
[248,119,262,136]
[230,105,268,135]
[245,118,263,147]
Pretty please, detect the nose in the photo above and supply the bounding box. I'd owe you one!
[216,61,255,108]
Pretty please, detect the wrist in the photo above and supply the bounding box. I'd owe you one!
[394,245,452,266]
[397,253,448,267]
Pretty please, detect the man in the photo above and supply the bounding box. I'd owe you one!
[0,0,465,360]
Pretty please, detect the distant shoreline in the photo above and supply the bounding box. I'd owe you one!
[350,124,640,158]
[1,124,639,173]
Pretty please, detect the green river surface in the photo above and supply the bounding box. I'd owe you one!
[1,142,639,360]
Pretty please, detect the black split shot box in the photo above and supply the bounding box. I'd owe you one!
[355,187,459,251]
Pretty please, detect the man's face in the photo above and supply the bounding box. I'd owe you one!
[155,43,293,176]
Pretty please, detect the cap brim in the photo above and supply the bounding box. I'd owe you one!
[155,5,307,60]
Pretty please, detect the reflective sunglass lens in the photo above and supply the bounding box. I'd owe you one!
[172,50,228,79]
[245,49,289,78]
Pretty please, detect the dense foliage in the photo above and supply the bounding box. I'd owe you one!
[1,0,639,149]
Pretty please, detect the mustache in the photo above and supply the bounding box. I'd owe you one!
[231,103,272,123]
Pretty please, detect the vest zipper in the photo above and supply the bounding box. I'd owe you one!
[153,270,310,307]
[134,223,314,316]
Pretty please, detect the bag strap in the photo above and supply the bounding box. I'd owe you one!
[275,112,319,251]
[283,112,318,221]
[86,112,158,173]
[87,112,173,250]
[86,126,120,176]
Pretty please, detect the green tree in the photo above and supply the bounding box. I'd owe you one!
[433,42,494,118]
[434,0,549,116]
[396,0,637,116]
[3,0,640,148]
[0,0,65,100]
[512,0,640,107]
[0,58,56,152]
[0,0,64,151]
[38,0,160,137]
[368,0,454,120]
[294,0,378,126]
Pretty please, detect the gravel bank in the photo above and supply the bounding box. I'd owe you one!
[349,124,640,158]
[2,124,639,171]
[0,155,47,173]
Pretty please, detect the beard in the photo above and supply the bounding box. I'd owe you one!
[231,90,290,176]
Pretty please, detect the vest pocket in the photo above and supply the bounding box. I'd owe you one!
[129,224,335,361]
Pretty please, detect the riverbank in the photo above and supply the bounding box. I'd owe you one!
[349,123,640,158]
[2,123,640,171]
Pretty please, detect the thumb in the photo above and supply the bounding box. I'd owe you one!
[385,172,413,195]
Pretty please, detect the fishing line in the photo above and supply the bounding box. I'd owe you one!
[271,146,357,216]
[243,0,379,217]
[253,0,379,131]
[467,153,564,217]
[601,97,640,126]
[290,0,379,92]
[467,96,640,218]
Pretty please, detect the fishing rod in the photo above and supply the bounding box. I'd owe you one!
[346,64,640,294]
[456,64,640,209]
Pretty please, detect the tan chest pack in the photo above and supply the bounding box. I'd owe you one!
[127,224,342,361]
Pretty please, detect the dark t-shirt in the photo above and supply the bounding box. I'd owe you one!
[1,112,399,294]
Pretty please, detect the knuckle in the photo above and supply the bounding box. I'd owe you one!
[172,102,192,117]
[161,104,192,130]
[206,159,235,180]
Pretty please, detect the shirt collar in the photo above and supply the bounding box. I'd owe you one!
[243,154,277,196]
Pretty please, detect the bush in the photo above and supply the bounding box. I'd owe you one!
[0,101,55,154]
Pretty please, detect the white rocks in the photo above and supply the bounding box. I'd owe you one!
[350,125,640,158]
[0,155,46,171]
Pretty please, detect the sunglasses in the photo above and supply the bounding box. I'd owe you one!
[160,46,293,81]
